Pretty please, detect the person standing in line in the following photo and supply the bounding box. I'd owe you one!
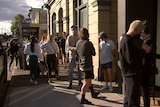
[55,33,63,63]
[66,25,82,89]
[39,36,47,76]
[24,36,42,85]
[140,20,154,107]
[41,35,60,83]
[119,20,144,107]
[99,32,116,92]
[40,36,47,61]
[9,39,20,70]
[76,27,99,104]
[60,32,67,68]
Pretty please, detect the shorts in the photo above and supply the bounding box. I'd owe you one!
[82,70,94,79]
[101,62,113,69]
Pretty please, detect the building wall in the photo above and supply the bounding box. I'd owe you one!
[29,8,47,39]
[89,0,118,79]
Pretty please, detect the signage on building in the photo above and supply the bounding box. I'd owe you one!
[21,22,30,27]
[21,22,39,27]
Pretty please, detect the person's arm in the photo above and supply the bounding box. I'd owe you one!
[65,36,76,51]
[55,42,60,54]
[37,44,42,59]
[90,42,96,56]
[110,40,117,56]
[23,44,29,55]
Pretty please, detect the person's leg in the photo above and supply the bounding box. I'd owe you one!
[80,78,92,104]
[29,56,34,84]
[64,54,67,68]
[101,64,109,90]
[107,68,113,91]
[52,54,59,79]
[15,56,18,67]
[68,57,76,88]
[77,64,82,86]
[141,74,150,107]
[46,55,52,79]
[106,62,113,91]
[125,76,141,107]
[102,68,109,89]
[32,56,38,84]
[9,55,14,68]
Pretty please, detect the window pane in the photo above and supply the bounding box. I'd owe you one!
[80,0,87,5]
[80,8,87,28]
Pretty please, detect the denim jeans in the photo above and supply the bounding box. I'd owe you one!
[68,57,82,85]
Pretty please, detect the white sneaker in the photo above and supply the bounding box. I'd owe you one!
[109,86,113,92]
[101,86,109,91]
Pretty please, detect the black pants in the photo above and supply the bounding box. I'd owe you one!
[9,55,18,67]
[29,55,38,79]
[46,54,58,78]
[124,75,141,107]
[141,72,151,107]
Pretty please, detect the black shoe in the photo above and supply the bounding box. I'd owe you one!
[92,92,99,98]
[67,85,72,89]
[79,81,83,86]
[49,79,54,83]
[56,75,59,80]
[80,98,91,104]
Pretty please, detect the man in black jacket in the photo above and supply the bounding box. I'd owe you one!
[120,20,144,107]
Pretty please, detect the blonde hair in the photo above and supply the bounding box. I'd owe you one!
[129,20,144,31]
[47,35,54,42]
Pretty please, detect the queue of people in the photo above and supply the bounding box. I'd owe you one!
[21,21,156,106]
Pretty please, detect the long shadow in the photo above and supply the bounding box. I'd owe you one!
[3,75,85,107]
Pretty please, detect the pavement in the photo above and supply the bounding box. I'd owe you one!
[2,61,160,107]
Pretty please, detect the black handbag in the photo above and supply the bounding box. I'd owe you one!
[152,66,158,74]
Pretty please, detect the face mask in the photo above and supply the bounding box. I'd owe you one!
[140,36,144,40]
[135,34,141,38]
[72,30,77,35]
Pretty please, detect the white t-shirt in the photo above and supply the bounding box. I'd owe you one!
[41,42,60,55]
[99,39,116,64]
[23,43,42,58]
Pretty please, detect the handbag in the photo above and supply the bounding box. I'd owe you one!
[151,66,158,74]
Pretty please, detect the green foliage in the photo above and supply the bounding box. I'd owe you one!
[11,14,25,37]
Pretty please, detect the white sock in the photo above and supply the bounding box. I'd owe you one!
[109,82,112,87]
[105,82,108,87]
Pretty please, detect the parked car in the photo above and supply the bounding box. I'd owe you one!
[0,40,7,83]
[0,40,8,107]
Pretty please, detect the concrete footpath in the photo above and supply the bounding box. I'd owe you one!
[2,62,160,107]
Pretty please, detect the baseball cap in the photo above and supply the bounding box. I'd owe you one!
[99,31,108,39]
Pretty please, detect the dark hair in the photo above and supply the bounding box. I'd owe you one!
[78,27,89,40]
[142,20,150,34]
[71,25,77,29]
[99,31,108,39]
[30,35,37,52]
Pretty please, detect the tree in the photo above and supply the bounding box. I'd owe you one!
[11,14,25,37]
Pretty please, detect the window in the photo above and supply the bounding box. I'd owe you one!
[80,7,87,28]
[80,0,87,5]
[76,0,88,28]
